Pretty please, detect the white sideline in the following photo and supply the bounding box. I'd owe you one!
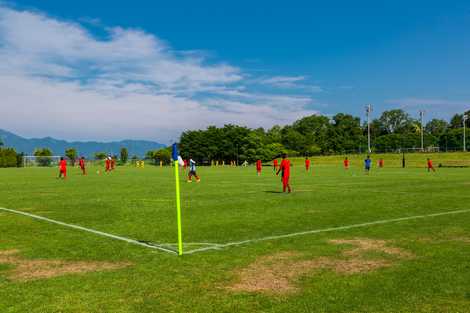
[183,208,470,254]
[0,207,177,255]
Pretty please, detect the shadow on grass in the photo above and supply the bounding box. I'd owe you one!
[264,190,283,194]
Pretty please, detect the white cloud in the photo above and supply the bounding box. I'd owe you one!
[258,75,323,92]
[0,5,318,142]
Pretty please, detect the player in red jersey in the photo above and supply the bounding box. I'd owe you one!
[105,157,111,172]
[305,157,311,172]
[378,158,384,168]
[256,159,262,176]
[111,157,116,171]
[79,156,86,175]
[183,159,188,172]
[343,157,350,169]
[273,159,279,172]
[427,158,435,172]
[58,157,67,179]
[276,153,291,193]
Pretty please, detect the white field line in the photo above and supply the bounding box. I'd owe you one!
[184,208,470,254]
[2,207,470,256]
[0,207,177,255]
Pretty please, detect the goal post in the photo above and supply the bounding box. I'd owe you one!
[23,155,62,167]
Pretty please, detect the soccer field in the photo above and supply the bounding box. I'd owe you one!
[1,158,470,312]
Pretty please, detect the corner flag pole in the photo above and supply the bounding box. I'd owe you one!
[172,143,183,255]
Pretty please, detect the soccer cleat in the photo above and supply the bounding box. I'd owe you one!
[196,179,201,183]
[187,180,192,183]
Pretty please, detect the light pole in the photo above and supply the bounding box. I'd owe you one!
[366,104,372,153]
[464,114,468,152]
[419,110,425,152]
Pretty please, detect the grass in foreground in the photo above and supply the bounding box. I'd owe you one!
[1,158,470,312]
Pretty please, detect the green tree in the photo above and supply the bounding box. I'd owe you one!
[94,152,107,160]
[120,147,128,164]
[439,128,464,150]
[16,152,24,167]
[266,125,282,144]
[378,109,414,134]
[328,113,365,152]
[34,148,53,166]
[425,119,448,137]
[281,126,306,154]
[65,148,77,166]
[146,147,172,165]
[0,147,17,167]
[292,115,331,152]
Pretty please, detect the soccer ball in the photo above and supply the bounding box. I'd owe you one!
[96,170,101,175]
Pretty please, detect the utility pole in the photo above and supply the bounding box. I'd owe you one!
[464,114,468,152]
[366,104,372,153]
[419,110,425,152]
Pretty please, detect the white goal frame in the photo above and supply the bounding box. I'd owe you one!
[23,155,62,167]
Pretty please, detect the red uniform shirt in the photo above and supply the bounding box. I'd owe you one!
[305,159,311,168]
[344,159,349,168]
[280,159,290,177]
[59,159,67,170]
[256,160,262,170]
[79,159,85,168]
[273,159,278,168]
[427,160,433,168]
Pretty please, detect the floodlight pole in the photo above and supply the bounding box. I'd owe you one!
[419,110,425,152]
[464,114,468,152]
[366,104,372,153]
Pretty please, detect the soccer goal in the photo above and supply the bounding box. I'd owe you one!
[23,155,62,167]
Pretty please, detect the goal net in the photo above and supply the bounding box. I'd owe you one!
[23,155,62,167]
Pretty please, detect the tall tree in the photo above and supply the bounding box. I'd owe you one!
[94,152,107,160]
[34,148,53,166]
[292,115,331,152]
[329,113,365,152]
[120,147,128,164]
[378,109,413,134]
[425,119,448,137]
[65,148,77,166]
[266,125,282,144]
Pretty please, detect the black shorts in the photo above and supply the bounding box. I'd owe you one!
[189,170,197,176]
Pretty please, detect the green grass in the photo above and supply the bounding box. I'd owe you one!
[1,154,470,312]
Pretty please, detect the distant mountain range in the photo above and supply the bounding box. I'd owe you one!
[0,129,165,158]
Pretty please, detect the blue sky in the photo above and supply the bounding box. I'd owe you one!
[0,0,469,142]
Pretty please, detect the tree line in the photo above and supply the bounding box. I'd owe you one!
[1,109,468,167]
[168,109,470,163]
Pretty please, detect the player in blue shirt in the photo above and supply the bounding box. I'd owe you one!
[364,155,372,174]
[187,158,201,183]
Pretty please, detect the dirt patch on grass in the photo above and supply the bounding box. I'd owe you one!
[0,249,131,281]
[451,237,470,243]
[330,238,414,259]
[228,238,413,294]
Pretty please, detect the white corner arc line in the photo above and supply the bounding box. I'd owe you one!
[0,207,177,255]
[184,208,470,254]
